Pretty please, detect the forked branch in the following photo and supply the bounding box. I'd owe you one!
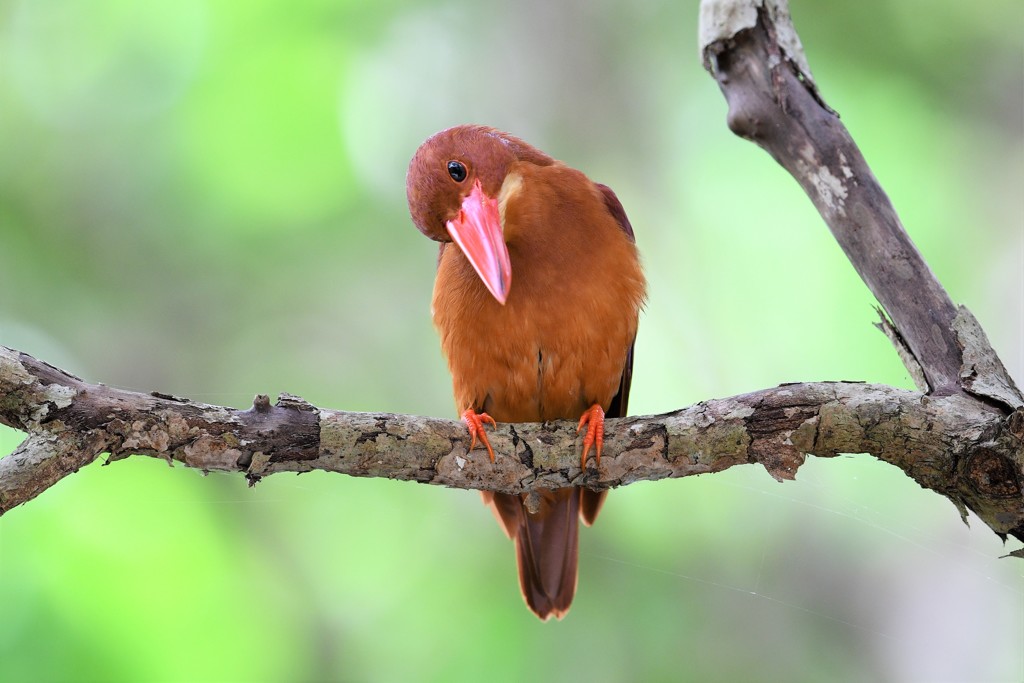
[1,0,1022,552]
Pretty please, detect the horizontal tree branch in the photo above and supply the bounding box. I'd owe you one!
[2,345,1022,543]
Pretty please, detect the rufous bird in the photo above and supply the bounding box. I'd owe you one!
[406,125,646,620]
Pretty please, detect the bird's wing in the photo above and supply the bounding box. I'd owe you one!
[580,183,638,526]
[595,182,636,420]
[596,182,635,241]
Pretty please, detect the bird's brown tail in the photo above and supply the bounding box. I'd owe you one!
[484,487,605,620]
[515,488,578,620]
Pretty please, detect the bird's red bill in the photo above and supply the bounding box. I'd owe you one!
[446,180,512,304]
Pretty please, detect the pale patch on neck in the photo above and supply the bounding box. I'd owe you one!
[497,172,523,227]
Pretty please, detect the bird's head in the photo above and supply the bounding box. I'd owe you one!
[406,125,554,304]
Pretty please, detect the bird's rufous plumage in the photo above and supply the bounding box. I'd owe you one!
[407,125,645,620]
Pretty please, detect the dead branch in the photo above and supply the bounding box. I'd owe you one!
[697,0,1023,542]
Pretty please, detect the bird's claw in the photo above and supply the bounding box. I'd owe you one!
[461,409,497,462]
[577,404,605,469]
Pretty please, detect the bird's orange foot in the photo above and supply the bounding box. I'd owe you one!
[577,403,605,469]
[461,409,497,462]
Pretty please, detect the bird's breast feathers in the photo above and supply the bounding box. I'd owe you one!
[432,164,645,423]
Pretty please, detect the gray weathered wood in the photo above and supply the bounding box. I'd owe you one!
[699,0,993,397]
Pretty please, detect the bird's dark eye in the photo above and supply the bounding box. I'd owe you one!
[447,160,468,183]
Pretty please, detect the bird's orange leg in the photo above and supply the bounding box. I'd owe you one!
[461,408,497,462]
[576,403,605,469]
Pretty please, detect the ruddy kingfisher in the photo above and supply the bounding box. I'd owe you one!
[406,125,645,620]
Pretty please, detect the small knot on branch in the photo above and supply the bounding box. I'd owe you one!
[964,447,1021,498]
[276,392,317,413]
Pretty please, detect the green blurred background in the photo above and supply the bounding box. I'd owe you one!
[1,0,1021,681]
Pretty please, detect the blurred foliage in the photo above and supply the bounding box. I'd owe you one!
[1,0,1022,681]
